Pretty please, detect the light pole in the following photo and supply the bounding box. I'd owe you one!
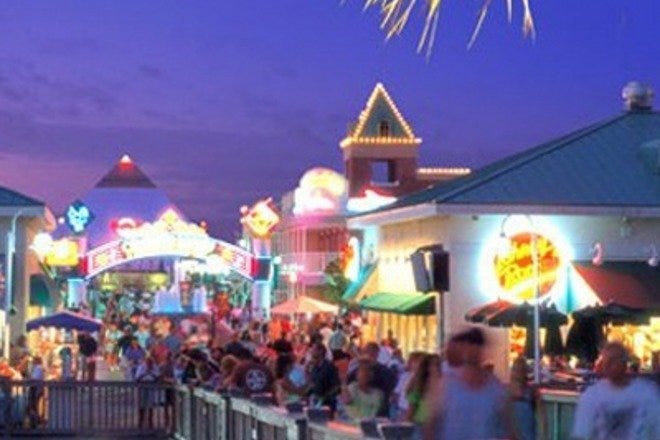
[500,214,541,384]
[4,209,25,357]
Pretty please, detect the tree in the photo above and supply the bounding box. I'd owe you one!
[322,258,349,305]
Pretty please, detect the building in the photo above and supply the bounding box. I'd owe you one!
[271,83,469,301]
[348,82,660,375]
[0,185,53,354]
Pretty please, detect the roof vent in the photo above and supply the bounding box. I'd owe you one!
[622,81,654,111]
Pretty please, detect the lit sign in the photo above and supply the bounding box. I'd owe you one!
[65,200,94,234]
[240,198,280,239]
[347,189,397,213]
[344,236,361,281]
[293,168,347,216]
[493,232,561,301]
[44,239,80,267]
[85,208,255,279]
[109,217,141,237]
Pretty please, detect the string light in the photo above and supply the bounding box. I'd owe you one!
[341,83,419,148]
[417,167,471,176]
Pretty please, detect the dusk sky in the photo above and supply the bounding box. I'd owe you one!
[0,1,658,238]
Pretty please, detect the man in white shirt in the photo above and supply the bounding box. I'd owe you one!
[572,342,660,440]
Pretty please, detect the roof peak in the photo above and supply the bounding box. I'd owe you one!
[340,82,421,148]
[95,154,157,189]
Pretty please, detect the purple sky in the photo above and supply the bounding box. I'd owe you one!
[0,1,658,238]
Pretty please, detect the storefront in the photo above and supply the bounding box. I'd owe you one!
[0,188,54,356]
[34,155,266,323]
[348,84,660,375]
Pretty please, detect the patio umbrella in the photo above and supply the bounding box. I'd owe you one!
[270,296,339,315]
[464,299,514,324]
[565,314,604,364]
[574,302,650,326]
[26,310,102,332]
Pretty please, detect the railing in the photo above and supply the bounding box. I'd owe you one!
[174,386,413,440]
[0,380,172,438]
[536,388,578,440]
[173,386,581,440]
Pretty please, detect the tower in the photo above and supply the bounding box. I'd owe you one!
[341,83,423,197]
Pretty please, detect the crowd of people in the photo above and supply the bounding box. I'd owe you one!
[4,302,659,439]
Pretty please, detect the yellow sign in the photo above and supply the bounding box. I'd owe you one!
[240,198,280,239]
[493,232,561,301]
[44,239,80,267]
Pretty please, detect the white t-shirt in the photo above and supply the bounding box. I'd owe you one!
[572,378,660,440]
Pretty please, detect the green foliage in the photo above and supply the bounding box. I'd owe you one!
[322,258,349,305]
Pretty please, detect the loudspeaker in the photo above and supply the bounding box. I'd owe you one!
[411,251,431,292]
[410,247,450,292]
[430,250,450,291]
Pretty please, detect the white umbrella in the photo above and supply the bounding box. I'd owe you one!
[270,296,339,315]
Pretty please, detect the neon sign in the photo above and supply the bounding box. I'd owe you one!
[85,209,255,279]
[240,198,280,239]
[44,239,80,267]
[344,236,361,281]
[65,200,94,234]
[293,168,347,216]
[493,232,561,301]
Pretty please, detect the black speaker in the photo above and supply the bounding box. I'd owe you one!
[430,250,450,291]
[410,247,450,292]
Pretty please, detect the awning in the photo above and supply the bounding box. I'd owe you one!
[29,274,53,307]
[359,292,436,315]
[270,296,339,315]
[342,262,378,302]
[573,261,660,310]
[26,310,102,332]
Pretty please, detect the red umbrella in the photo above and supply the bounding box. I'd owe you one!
[464,299,514,324]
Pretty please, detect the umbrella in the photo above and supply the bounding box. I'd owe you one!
[464,299,514,323]
[574,302,650,326]
[26,311,102,332]
[270,296,339,315]
[565,314,604,364]
[485,302,567,328]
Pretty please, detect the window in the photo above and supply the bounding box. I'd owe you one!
[371,160,398,185]
[379,120,390,137]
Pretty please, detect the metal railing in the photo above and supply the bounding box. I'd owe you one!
[173,386,580,440]
[0,380,172,438]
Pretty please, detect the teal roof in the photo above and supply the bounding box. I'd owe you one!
[361,110,660,213]
[0,186,44,207]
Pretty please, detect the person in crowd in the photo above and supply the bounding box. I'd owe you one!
[318,322,333,347]
[77,331,98,381]
[347,342,397,418]
[103,321,122,369]
[219,355,239,390]
[572,342,660,440]
[135,322,151,350]
[224,332,253,359]
[307,343,341,414]
[159,351,176,429]
[383,329,398,349]
[135,356,160,429]
[404,353,438,429]
[328,324,348,360]
[123,337,147,380]
[342,358,384,422]
[10,335,29,372]
[441,336,464,375]
[392,351,425,422]
[424,328,509,440]
[272,331,294,355]
[507,356,535,440]
[27,356,45,427]
[117,326,134,355]
[274,354,308,405]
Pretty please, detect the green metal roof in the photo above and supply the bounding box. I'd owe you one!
[359,292,436,315]
[0,186,44,207]
[358,110,660,214]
